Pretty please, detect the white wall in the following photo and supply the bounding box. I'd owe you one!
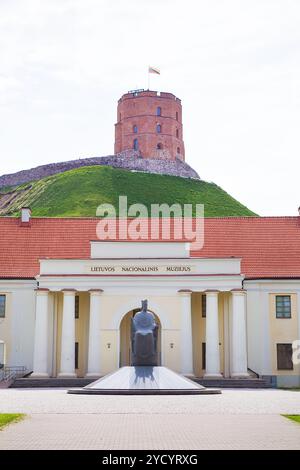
[0,280,37,371]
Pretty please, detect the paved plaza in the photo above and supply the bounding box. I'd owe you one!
[0,388,299,449]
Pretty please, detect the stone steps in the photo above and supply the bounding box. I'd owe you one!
[12,376,274,389]
[11,378,95,388]
[194,378,273,388]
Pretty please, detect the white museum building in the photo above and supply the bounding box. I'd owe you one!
[0,210,300,387]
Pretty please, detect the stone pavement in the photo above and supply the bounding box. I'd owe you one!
[0,389,299,449]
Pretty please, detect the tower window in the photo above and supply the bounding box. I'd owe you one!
[156,107,161,116]
[156,124,162,133]
[133,138,139,150]
[119,113,121,121]
[177,147,180,154]
[133,125,138,134]
[176,111,178,121]
[176,128,179,138]
[157,143,163,150]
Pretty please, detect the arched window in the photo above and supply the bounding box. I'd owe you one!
[119,113,122,121]
[177,147,180,154]
[176,111,178,121]
[156,124,162,133]
[133,125,138,133]
[133,138,139,150]
[156,106,161,116]
[157,143,163,150]
[176,128,179,138]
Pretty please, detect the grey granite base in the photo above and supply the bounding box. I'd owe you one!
[68,366,221,395]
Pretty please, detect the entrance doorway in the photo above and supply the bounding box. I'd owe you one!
[119,309,161,367]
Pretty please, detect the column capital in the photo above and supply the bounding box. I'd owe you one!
[89,289,104,295]
[178,289,192,296]
[231,289,246,296]
[61,289,77,295]
[35,288,49,296]
[205,290,220,296]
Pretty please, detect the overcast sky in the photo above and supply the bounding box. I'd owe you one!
[0,0,299,216]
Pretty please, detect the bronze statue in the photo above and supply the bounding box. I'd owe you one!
[131,300,158,366]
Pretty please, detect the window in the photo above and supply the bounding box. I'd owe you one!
[0,295,6,318]
[0,341,4,367]
[176,128,179,138]
[75,295,79,319]
[156,124,162,133]
[176,111,178,121]
[276,295,291,318]
[277,343,293,370]
[133,125,138,134]
[133,138,139,150]
[119,113,121,121]
[202,295,206,318]
[156,106,161,116]
[75,342,79,369]
[157,143,163,150]
[177,147,180,154]
[202,343,206,369]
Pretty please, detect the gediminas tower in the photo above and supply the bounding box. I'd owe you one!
[114,89,185,161]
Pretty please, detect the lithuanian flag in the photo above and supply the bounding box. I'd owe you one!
[148,66,160,75]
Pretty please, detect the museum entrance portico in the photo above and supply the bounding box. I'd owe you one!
[31,242,249,380]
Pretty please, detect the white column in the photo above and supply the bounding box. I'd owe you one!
[58,290,76,377]
[32,289,49,378]
[205,291,222,377]
[231,290,249,377]
[179,290,194,376]
[86,289,103,377]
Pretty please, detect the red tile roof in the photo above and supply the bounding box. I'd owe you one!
[0,217,299,279]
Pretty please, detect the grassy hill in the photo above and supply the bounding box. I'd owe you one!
[0,165,256,217]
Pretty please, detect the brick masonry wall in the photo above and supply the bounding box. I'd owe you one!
[0,153,200,189]
[115,90,185,160]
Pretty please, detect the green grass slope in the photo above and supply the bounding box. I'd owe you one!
[2,165,256,217]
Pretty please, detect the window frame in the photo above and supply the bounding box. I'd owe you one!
[0,295,6,318]
[202,294,206,318]
[275,295,291,319]
[156,106,161,116]
[133,138,139,150]
[156,123,162,133]
[133,124,138,134]
[202,343,206,370]
[75,295,80,319]
[75,342,79,369]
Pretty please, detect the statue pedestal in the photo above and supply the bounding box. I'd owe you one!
[68,366,221,395]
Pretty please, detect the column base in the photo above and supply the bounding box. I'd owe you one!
[230,372,250,378]
[30,372,49,378]
[204,373,223,378]
[85,372,101,379]
[58,372,77,378]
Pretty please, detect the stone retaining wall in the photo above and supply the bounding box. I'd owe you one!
[0,154,200,189]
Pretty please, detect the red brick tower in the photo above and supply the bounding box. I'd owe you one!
[114,90,185,161]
